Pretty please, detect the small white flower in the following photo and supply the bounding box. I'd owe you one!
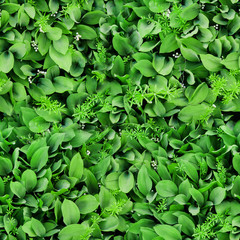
[28,76,33,84]
[74,32,82,41]
[87,150,91,155]
[181,83,186,88]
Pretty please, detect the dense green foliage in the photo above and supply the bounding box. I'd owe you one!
[1,0,240,239]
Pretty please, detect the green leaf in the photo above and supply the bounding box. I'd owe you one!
[0,177,5,196]
[178,104,210,122]
[82,10,106,25]
[3,215,17,235]
[112,34,133,56]
[27,137,47,160]
[200,54,223,72]
[0,157,13,176]
[134,60,157,77]
[0,96,13,116]
[233,154,240,175]
[111,56,125,76]
[24,3,35,18]
[70,130,92,148]
[180,45,199,62]
[99,186,116,209]
[20,65,34,76]
[38,33,51,56]
[69,153,83,180]
[12,82,27,101]
[180,3,200,20]
[76,25,97,40]
[178,215,195,236]
[154,224,182,240]
[189,188,204,206]
[156,180,178,197]
[9,42,27,59]
[139,41,160,52]
[53,35,69,55]
[49,0,59,12]
[31,218,46,237]
[137,19,155,38]
[46,26,62,41]
[137,165,152,195]
[10,181,26,198]
[49,46,72,72]
[67,6,81,22]
[221,52,239,70]
[0,10,10,29]
[29,116,50,133]
[75,195,99,214]
[181,38,206,54]
[229,15,240,35]
[30,146,49,171]
[61,199,80,225]
[181,161,199,183]
[70,51,86,77]
[48,133,65,153]
[0,3,20,14]
[21,169,37,192]
[232,176,240,197]
[99,216,119,232]
[58,224,88,240]
[210,187,226,205]
[119,171,135,193]
[22,221,36,237]
[148,0,170,13]
[160,33,178,53]
[153,55,174,75]
[53,76,74,93]
[140,227,158,240]
[0,51,14,73]
[189,83,209,104]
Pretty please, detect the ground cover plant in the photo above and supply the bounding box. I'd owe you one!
[1,0,240,239]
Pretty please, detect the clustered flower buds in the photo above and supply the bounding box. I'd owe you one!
[37,69,47,76]
[81,123,85,129]
[151,137,160,143]
[74,32,82,41]
[201,3,205,10]
[181,83,186,88]
[28,76,33,83]
[31,41,38,52]
[39,27,44,33]
[163,9,171,18]
[51,12,58,17]
[172,52,181,58]
[151,160,157,170]
[213,24,219,30]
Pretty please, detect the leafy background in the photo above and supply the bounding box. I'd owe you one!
[1,0,240,239]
